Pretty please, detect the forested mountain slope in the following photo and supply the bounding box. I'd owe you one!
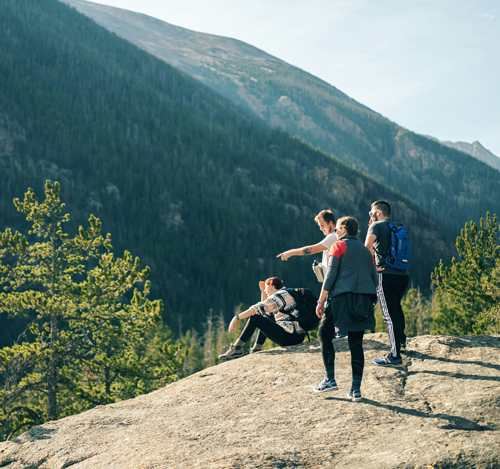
[0,0,453,336]
[62,0,500,232]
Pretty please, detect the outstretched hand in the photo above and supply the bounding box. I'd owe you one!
[276,251,290,261]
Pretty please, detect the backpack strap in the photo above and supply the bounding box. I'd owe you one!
[373,220,393,260]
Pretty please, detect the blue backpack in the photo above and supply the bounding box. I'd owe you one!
[384,222,411,270]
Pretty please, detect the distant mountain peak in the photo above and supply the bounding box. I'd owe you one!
[426,136,500,172]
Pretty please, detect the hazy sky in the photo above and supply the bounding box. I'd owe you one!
[86,0,500,156]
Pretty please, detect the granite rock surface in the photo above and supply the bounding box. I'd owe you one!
[1,333,499,468]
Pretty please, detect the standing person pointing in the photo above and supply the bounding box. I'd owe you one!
[277,210,347,339]
[277,209,337,276]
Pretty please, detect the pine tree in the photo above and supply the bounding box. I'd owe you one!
[431,212,499,335]
[476,259,500,334]
[401,288,433,337]
[177,329,205,378]
[0,181,183,440]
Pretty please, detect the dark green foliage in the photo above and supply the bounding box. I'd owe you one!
[480,261,500,333]
[0,181,183,440]
[0,0,454,344]
[431,212,499,335]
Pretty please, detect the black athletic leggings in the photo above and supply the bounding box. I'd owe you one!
[318,306,364,388]
[239,314,305,347]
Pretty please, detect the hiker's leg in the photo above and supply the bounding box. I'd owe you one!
[219,315,274,361]
[246,315,303,346]
[254,330,267,346]
[396,275,410,346]
[378,273,401,358]
[347,330,364,390]
[318,303,336,379]
[254,314,275,349]
[238,315,260,344]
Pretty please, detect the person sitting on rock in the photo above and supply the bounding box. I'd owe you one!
[218,277,307,361]
[314,216,378,401]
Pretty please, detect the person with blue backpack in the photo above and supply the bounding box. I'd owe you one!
[365,200,411,367]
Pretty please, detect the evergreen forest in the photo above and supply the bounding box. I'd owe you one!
[0,0,454,337]
[64,0,500,233]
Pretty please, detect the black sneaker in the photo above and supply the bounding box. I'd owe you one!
[373,353,403,367]
[218,344,243,361]
[313,377,338,393]
[346,389,363,402]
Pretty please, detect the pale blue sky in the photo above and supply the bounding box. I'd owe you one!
[86,0,500,156]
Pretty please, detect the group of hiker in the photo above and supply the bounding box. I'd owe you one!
[218,200,410,402]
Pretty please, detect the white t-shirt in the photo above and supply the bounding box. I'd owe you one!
[320,232,337,274]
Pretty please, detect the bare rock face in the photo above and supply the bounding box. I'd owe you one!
[437,139,500,173]
[1,333,499,468]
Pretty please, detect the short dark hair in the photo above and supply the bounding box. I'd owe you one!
[337,216,359,236]
[372,200,391,217]
[314,209,336,225]
[265,277,283,289]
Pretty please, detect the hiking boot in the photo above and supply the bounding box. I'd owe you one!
[313,377,338,393]
[249,345,262,354]
[218,344,243,361]
[373,354,403,367]
[347,389,363,402]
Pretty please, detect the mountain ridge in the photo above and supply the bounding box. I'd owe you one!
[61,0,500,232]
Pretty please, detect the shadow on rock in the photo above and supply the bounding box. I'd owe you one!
[322,396,496,431]
[406,350,500,372]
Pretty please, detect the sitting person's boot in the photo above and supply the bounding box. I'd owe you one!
[249,344,262,354]
[218,343,243,361]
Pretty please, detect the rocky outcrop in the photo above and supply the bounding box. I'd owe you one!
[1,333,499,468]
[438,139,500,173]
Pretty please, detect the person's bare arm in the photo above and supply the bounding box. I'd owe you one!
[277,243,325,261]
[364,233,377,256]
[228,281,270,332]
[228,307,255,332]
[365,233,385,272]
[259,280,268,302]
